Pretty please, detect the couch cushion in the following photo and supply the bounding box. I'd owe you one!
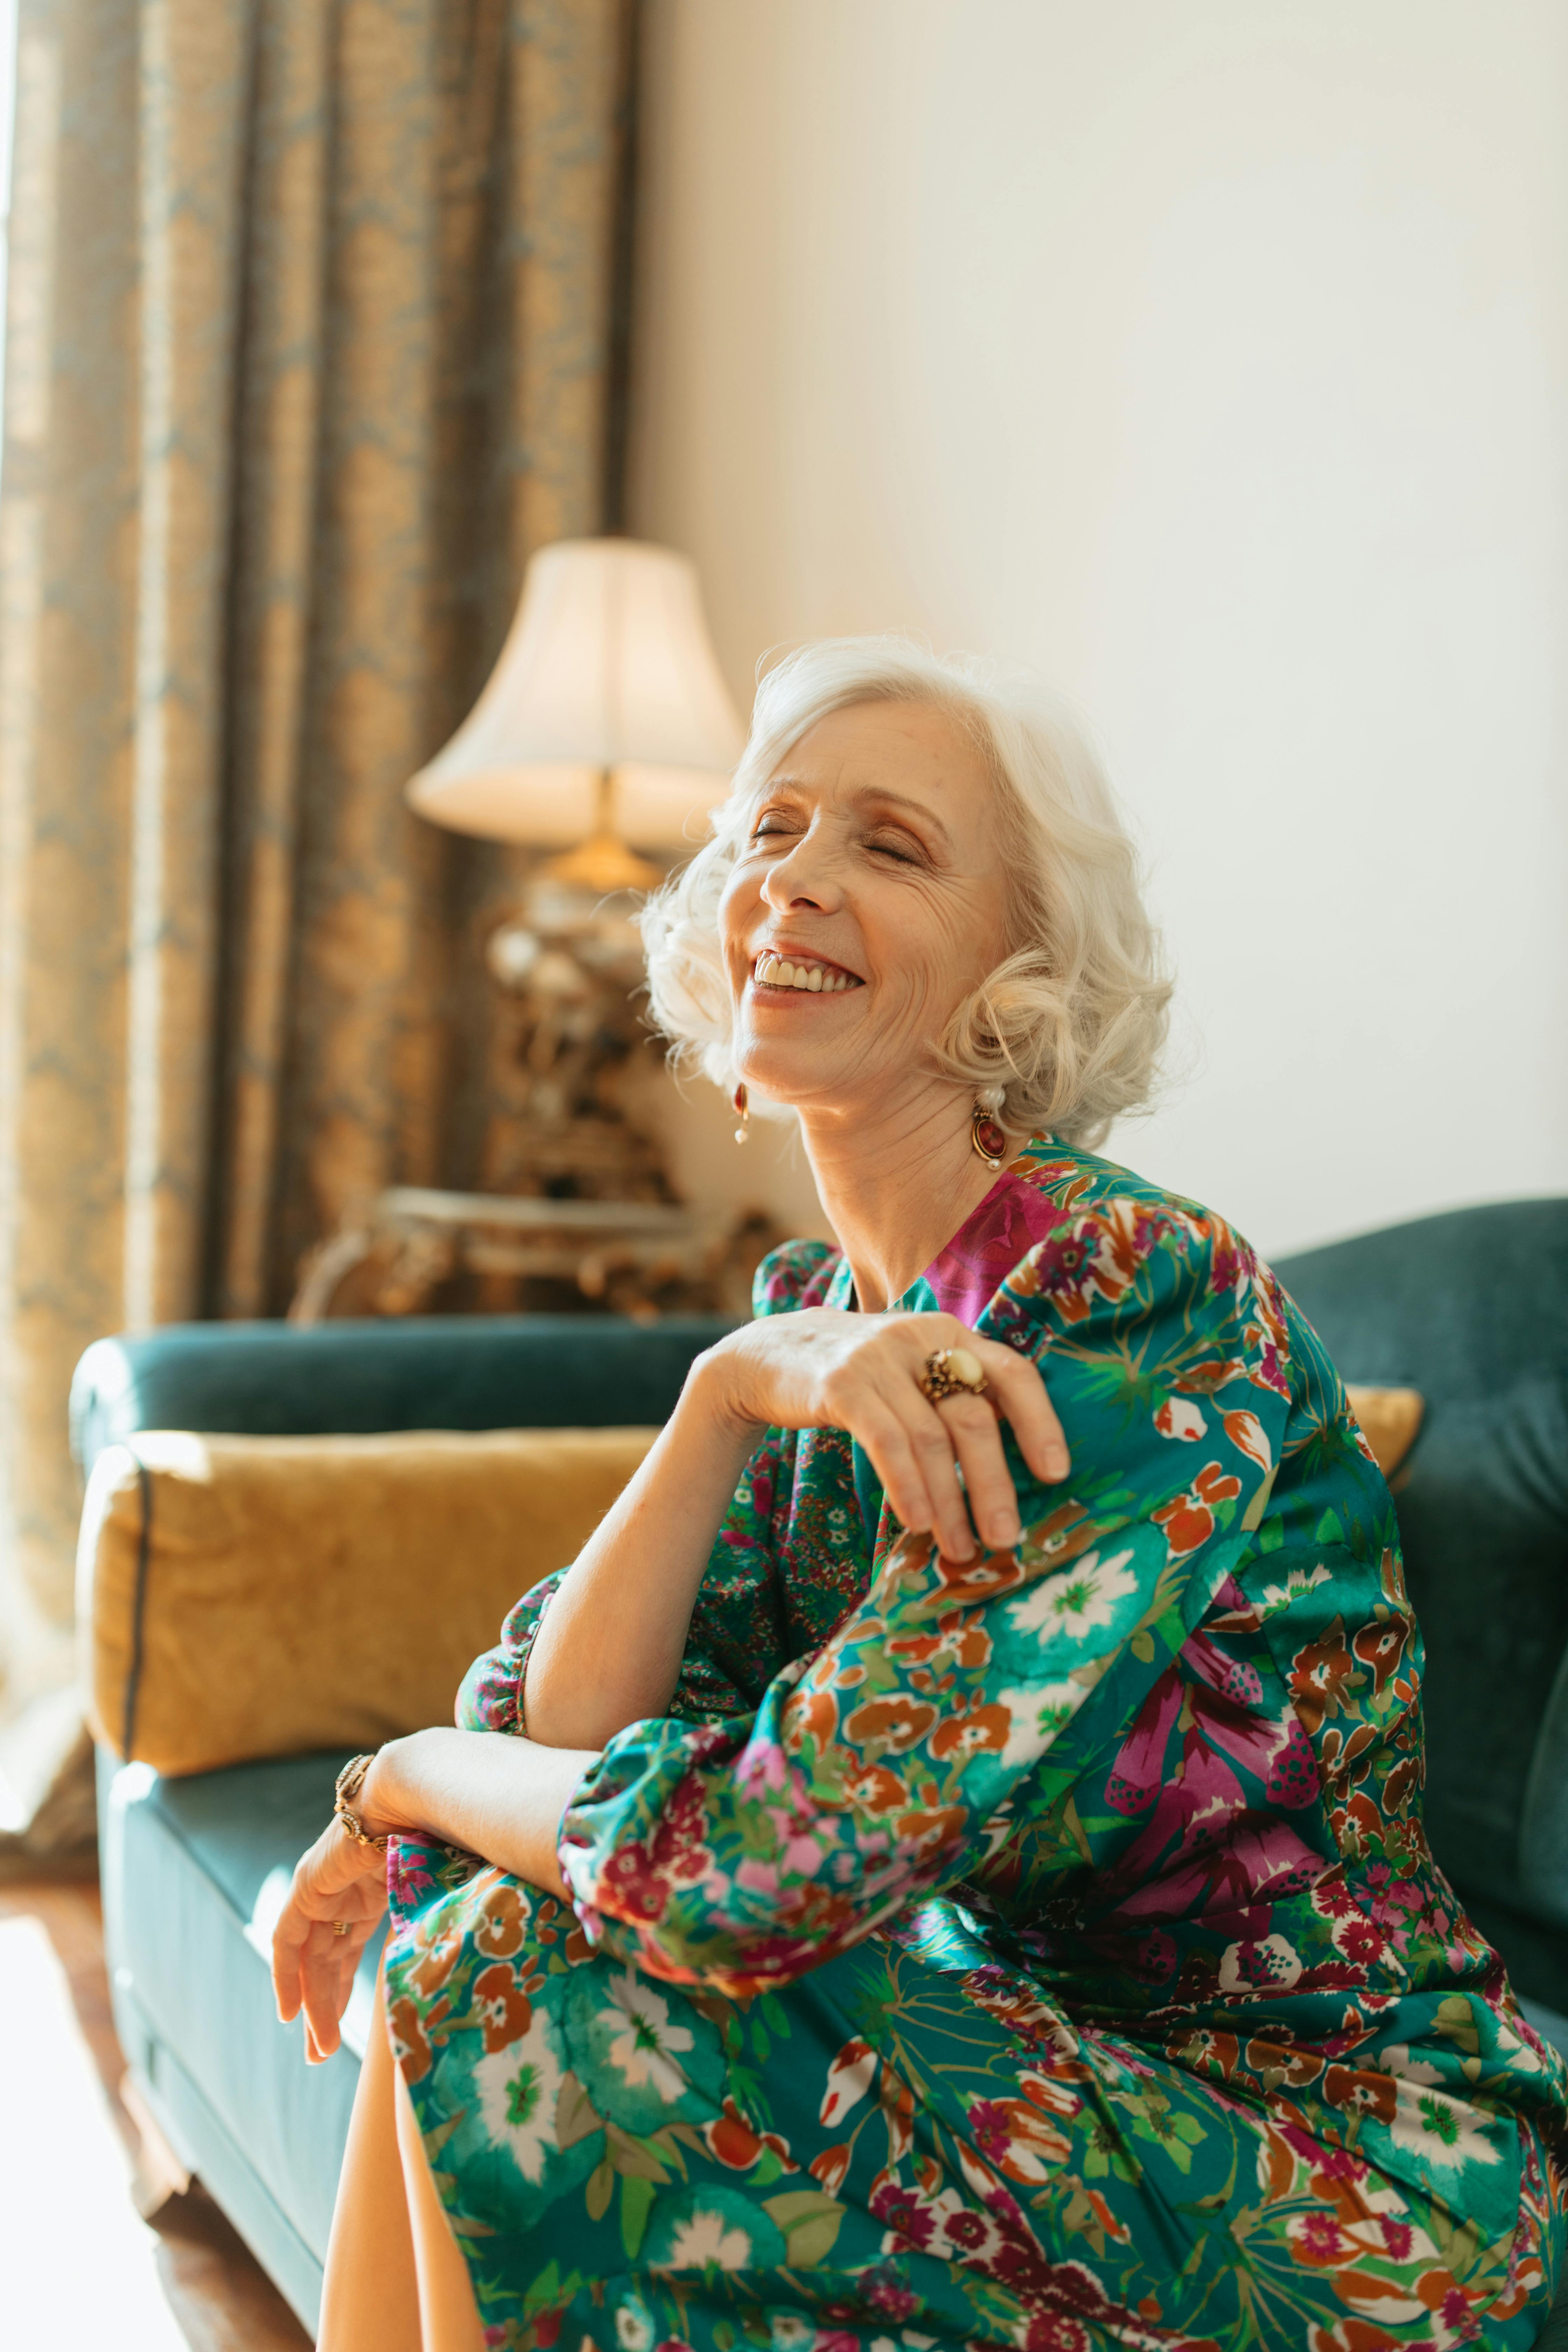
[1276,1198,1568,1398]
[1278,1198,1568,2014]
[82,1425,658,1776]
[1342,1384,1422,1479]
[1523,1640,1568,1934]
[102,1747,378,2300]
[1393,1376,1568,1921]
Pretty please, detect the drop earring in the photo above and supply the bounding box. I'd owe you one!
[732,1083,750,1145]
[971,1085,1008,1171]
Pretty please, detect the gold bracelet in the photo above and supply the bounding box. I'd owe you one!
[334,1751,391,1851]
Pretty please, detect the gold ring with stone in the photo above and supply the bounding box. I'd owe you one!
[919,1346,990,1405]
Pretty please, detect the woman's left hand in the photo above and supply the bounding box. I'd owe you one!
[272,1816,390,2064]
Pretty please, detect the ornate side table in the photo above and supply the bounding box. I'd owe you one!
[290,1187,775,1325]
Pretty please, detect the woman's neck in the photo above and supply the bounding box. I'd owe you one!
[799,1090,1004,1313]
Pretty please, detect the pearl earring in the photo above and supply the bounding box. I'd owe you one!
[732,1083,750,1144]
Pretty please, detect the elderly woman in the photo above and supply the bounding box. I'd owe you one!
[275,641,1564,2352]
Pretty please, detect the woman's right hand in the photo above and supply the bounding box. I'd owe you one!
[272,1816,390,2063]
[696,1307,1069,1562]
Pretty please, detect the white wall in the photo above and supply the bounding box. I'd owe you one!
[631,0,1568,1260]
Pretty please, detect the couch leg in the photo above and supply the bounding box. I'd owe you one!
[120,2068,191,2219]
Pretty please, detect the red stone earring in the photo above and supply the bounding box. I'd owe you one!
[971,1089,1007,1170]
[733,1083,750,1144]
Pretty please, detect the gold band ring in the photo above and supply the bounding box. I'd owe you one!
[332,1920,351,1938]
[919,1346,990,1405]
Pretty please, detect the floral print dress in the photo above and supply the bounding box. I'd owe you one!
[384,1138,1567,2352]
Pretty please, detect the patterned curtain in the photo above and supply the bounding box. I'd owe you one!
[0,0,634,1743]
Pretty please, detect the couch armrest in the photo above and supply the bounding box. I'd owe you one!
[79,1426,656,1776]
[70,1315,732,1477]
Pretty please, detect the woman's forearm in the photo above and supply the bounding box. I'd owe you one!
[363,1727,599,1897]
[520,1349,760,1751]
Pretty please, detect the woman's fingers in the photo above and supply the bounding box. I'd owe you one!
[859,1390,988,1561]
[904,1404,989,1560]
[275,1938,303,2032]
[972,1338,1069,1482]
[814,1312,1071,1561]
[272,1878,320,2023]
[285,1931,351,2058]
[937,1394,1022,1549]
[896,1317,1067,1485]
[300,1920,368,2062]
[302,1956,346,2065]
[889,1327,1068,1556]
[850,1403,952,1548]
[853,1391,1024,1564]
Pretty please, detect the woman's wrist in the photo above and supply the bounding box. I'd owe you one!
[354,1735,423,1841]
[686,1336,766,1450]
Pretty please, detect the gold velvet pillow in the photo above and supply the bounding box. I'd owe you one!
[81,1389,1424,1782]
[79,1426,658,1778]
[1343,1384,1424,1481]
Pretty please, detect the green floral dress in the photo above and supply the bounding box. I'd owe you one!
[383,1138,1567,2352]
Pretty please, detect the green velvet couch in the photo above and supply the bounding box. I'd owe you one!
[75,1203,1568,2341]
[78,1315,730,2332]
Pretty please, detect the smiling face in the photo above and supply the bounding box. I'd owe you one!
[718,697,1013,1125]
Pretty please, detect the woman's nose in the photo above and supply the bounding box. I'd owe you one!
[760,827,845,913]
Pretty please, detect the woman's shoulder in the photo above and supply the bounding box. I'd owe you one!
[1013,1140,1400,1621]
[1010,1133,1224,1231]
[751,1236,844,1318]
[989,1135,1292,1364]
[1007,1134,1266,1276]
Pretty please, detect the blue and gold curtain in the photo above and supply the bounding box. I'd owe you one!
[0,0,633,1711]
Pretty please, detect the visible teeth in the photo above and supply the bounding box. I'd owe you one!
[754,953,857,992]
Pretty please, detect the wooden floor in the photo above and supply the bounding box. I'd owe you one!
[0,1875,312,2350]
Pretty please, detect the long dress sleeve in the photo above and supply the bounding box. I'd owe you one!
[558,1198,1295,1995]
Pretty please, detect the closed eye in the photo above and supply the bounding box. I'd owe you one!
[750,808,803,844]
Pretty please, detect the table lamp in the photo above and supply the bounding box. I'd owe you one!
[406,536,746,891]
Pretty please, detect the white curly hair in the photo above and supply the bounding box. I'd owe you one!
[639,636,1171,1149]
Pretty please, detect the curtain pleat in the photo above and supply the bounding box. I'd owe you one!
[127,0,250,1332]
[0,0,630,1699]
[218,0,334,1320]
[0,0,141,1692]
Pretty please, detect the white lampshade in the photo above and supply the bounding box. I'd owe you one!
[406,538,746,850]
